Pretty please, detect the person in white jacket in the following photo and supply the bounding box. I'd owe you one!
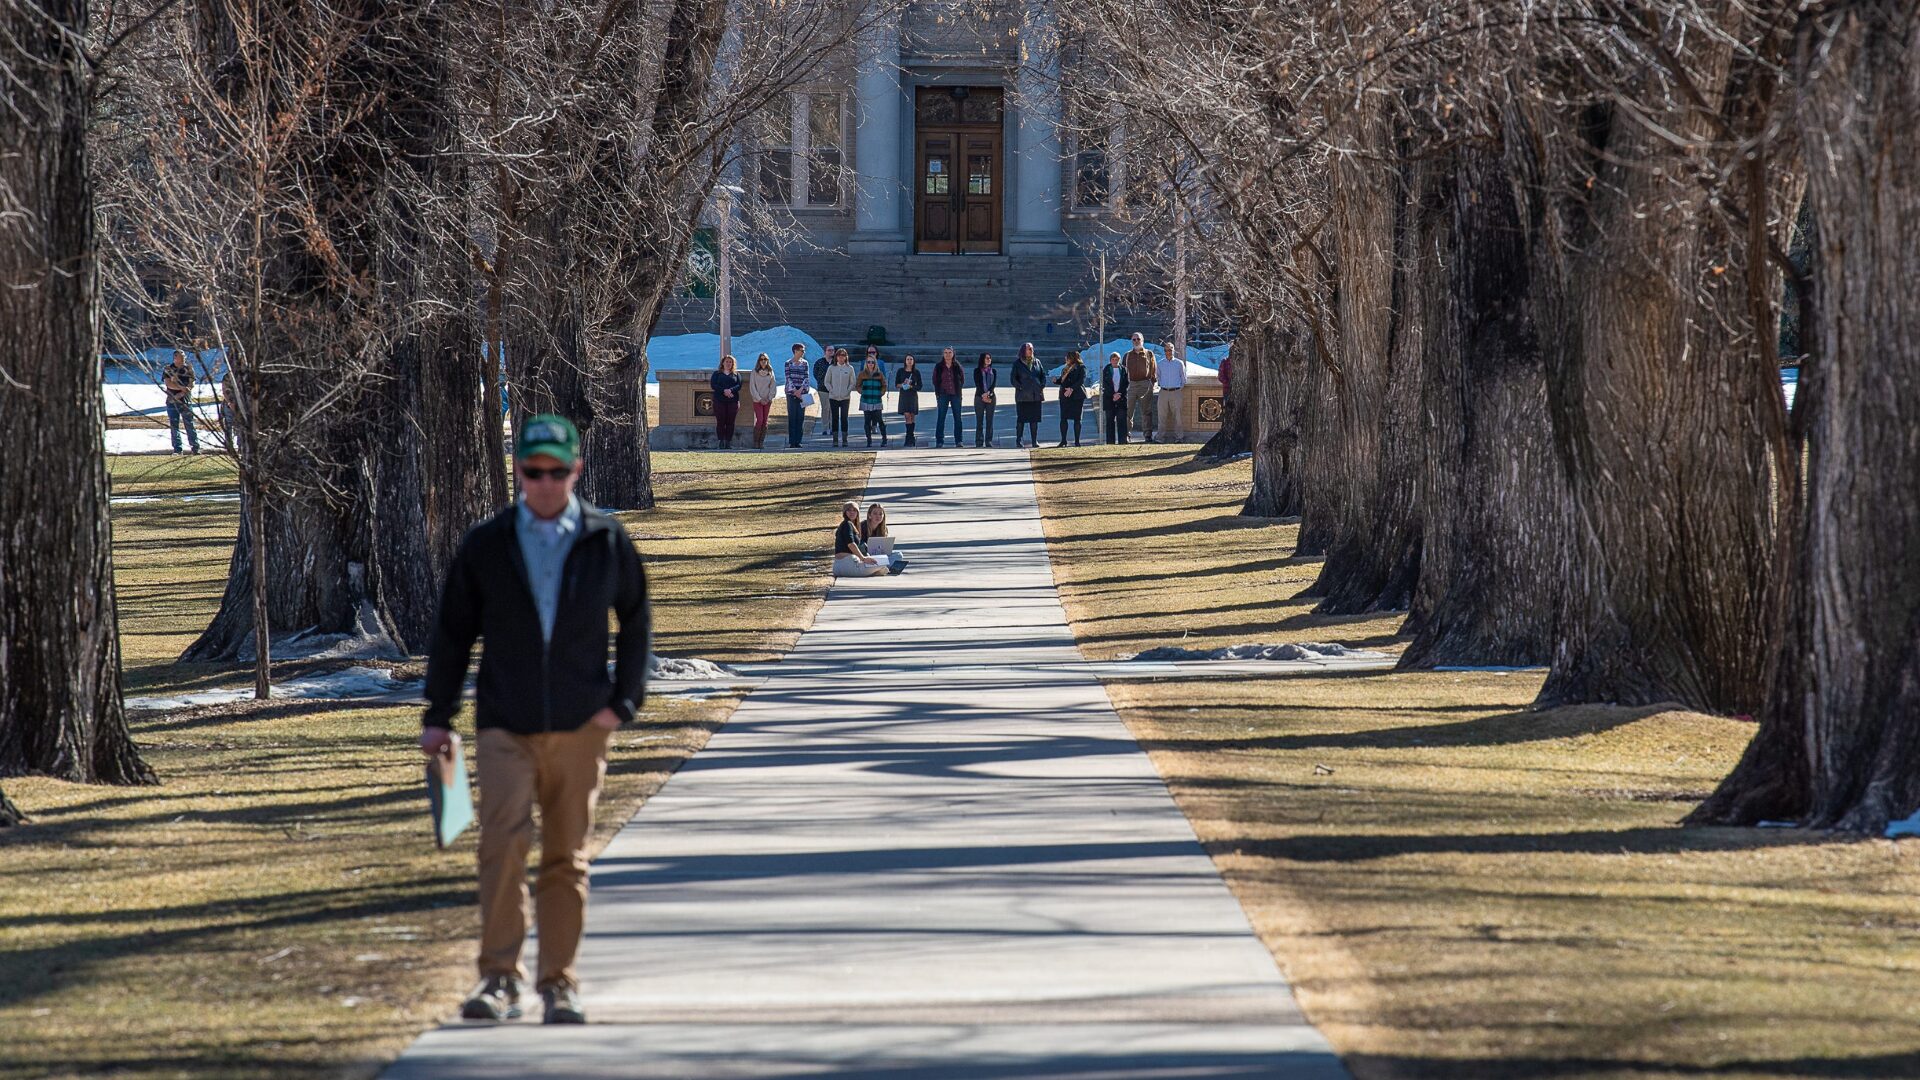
[823,347,859,447]
[1155,342,1188,441]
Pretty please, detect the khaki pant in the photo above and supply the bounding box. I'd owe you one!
[1157,387,1184,439]
[476,724,611,991]
[1125,383,1156,438]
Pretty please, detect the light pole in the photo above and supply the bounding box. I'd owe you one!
[716,184,742,361]
[1172,201,1188,365]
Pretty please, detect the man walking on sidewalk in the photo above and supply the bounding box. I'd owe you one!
[420,414,650,1026]
[162,350,200,454]
[1123,333,1157,443]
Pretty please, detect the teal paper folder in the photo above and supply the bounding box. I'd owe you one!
[427,747,475,849]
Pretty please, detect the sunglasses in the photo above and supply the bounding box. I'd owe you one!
[520,465,573,481]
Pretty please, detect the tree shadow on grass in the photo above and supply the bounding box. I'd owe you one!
[1136,703,1671,756]
[1344,1050,1920,1078]
[1227,822,1851,863]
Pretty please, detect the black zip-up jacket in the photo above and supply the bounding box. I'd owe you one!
[422,501,650,734]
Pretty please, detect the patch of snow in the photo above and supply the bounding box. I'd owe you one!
[105,428,189,454]
[1757,820,1800,830]
[1127,641,1388,662]
[650,655,737,680]
[126,665,414,713]
[1086,338,1233,379]
[235,592,405,663]
[1885,809,1920,839]
[644,326,824,383]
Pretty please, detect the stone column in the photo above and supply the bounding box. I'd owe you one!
[1009,1,1068,256]
[848,11,908,254]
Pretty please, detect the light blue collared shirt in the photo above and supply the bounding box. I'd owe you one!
[515,494,582,643]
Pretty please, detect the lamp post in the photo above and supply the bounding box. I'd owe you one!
[1171,201,1188,365]
[716,184,742,361]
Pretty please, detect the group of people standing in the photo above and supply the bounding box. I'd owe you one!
[706,332,1191,450]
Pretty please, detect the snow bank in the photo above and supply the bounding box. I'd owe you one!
[105,429,188,454]
[1887,808,1920,839]
[650,656,738,680]
[1127,641,1388,662]
[125,665,412,713]
[645,326,824,382]
[1085,338,1232,379]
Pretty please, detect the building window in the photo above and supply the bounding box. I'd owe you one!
[1066,93,1124,212]
[1074,147,1111,209]
[756,92,845,209]
[806,93,844,206]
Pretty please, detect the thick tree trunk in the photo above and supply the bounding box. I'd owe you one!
[1309,142,1424,614]
[1526,30,1777,713]
[578,0,727,510]
[1400,140,1567,669]
[1242,323,1304,517]
[183,488,362,661]
[0,784,21,827]
[187,1,491,659]
[0,0,153,790]
[1199,336,1252,460]
[580,343,655,510]
[1695,0,1920,831]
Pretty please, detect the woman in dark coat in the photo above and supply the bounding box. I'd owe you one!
[972,352,998,447]
[709,354,742,448]
[1011,342,1045,449]
[895,355,924,446]
[1053,350,1088,447]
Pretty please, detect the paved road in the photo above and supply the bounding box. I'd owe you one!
[383,449,1346,1079]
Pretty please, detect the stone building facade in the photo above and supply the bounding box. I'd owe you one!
[656,1,1167,356]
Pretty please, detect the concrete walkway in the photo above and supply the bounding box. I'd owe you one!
[384,450,1345,1079]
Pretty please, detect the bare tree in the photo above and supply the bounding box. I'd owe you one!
[99,1,491,688]
[1694,0,1920,832]
[0,0,154,826]
[473,0,891,510]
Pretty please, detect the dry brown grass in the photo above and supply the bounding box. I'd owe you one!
[0,449,871,1080]
[1031,446,1920,1080]
[1027,445,1403,659]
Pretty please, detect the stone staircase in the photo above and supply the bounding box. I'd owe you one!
[657,250,1170,355]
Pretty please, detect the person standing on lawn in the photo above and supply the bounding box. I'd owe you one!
[710,354,742,449]
[162,350,200,454]
[1101,351,1130,445]
[1054,350,1088,447]
[1123,333,1157,443]
[932,347,965,448]
[748,354,777,449]
[783,344,811,449]
[420,413,650,1027]
[1155,341,1187,441]
[895,354,923,446]
[1011,342,1045,449]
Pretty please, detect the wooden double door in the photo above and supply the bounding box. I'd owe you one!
[914,87,1003,255]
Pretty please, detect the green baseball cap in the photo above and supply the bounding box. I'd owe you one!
[517,414,580,465]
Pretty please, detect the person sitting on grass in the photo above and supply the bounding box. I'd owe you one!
[860,503,908,575]
[832,501,889,577]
